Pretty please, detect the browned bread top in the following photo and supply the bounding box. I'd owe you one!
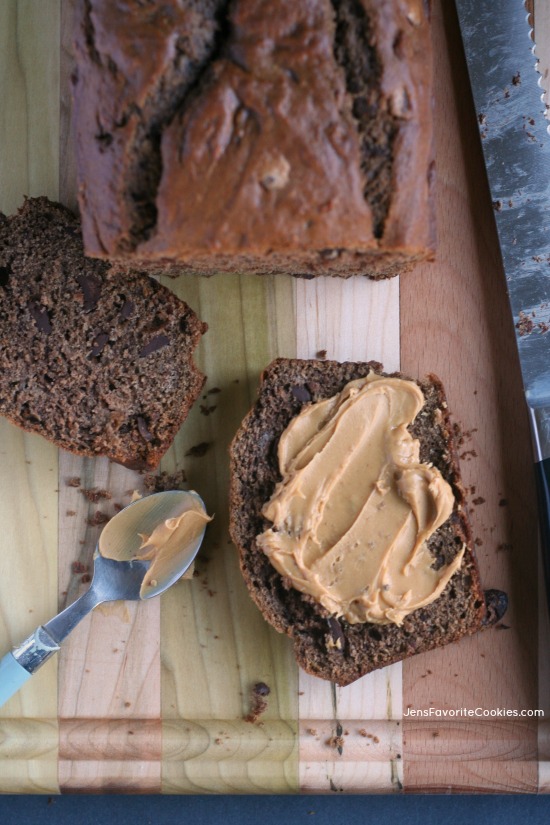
[0,197,207,470]
[73,0,434,279]
[229,358,485,685]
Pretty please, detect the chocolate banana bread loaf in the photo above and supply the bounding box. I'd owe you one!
[229,359,486,685]
[73,0,435,279]
[0,197,207,470]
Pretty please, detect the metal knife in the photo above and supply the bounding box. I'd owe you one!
[455,0,550,602]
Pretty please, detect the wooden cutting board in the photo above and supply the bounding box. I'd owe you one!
[0,0,548,794]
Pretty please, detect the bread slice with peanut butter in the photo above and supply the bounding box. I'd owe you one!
[229,358,488,686]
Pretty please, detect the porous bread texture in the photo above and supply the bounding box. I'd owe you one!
[0,197,207,470]
[229,359,485,686]
[74,0,434,279]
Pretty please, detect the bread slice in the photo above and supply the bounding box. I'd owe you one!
[229,358,486,685]
[0,197,207,470]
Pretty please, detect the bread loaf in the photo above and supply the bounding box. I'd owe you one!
[74,0,435,279]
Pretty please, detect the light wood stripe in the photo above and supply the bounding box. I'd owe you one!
[159,271,299,793]
[295,275,402,793]
[56,0,163,790]
[0,0,61,795]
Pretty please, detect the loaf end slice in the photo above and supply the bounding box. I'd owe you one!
[229,358,485,686]
[0,197,207,470]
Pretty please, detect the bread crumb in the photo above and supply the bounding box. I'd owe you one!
[142,469,186,492]
[358,729,379,743]
[86,511,111,526]
[80,487,112,503]
[516,310,535,336]
[244,681,271,723]
[326,724,345,754]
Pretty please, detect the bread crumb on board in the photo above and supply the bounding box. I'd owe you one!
[243,681,271,723]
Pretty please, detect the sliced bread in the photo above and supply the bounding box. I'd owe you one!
[229,358,486,685]
[0,197,207,470]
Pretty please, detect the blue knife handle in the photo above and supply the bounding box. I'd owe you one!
[0,653,32,708]
[536,457,550,609]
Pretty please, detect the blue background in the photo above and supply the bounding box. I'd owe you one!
[0,794,549,823]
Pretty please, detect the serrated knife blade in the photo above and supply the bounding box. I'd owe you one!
[455,0,550,606]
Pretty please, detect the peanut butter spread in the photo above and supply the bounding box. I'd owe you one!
[135,500,212,597]
[257,374,464,625]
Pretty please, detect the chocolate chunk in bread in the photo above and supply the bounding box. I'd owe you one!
[229,359,486,686]
[73,0,434,279]
[0,197,207,470]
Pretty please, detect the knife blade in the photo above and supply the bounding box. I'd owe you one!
[455,0,550,605]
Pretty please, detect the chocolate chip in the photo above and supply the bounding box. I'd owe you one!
[28,301,52,334]
[482,589,509,627]
[76,273,102,312]
[327,617,346,652]
[291,385,311,403]
[138,334,170,358]
[120,299,135,320]
[88,332,109,358]
[0,264,11,287]
[136,416,153,442]
[95,131,113,150]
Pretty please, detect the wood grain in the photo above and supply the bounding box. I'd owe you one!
[56,0,164,791]
[0,0,549,795]
[295,275,402,793]
[158,272,299,793]
[400,0,539,793]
